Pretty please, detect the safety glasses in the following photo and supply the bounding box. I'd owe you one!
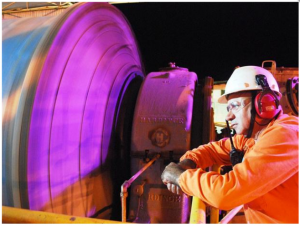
[226,97,251,113]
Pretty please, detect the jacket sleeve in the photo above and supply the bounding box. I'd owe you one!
[180,135,249,168]
[179,122,299,210]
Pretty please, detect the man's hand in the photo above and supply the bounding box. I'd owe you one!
[161,162,184,185]
[166,182,183,195]
[160,162,186,194]
[161,160,196,195]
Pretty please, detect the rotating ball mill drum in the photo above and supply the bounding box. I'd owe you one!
[2,2,144,219]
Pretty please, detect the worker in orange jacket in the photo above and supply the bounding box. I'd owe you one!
[161,66,298,223]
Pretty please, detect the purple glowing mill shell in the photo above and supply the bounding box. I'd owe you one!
[3,2,144,218]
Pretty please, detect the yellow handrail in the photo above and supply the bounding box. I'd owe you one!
[210,164,221,223]
[189,197,206,224]
[2,206,130,224]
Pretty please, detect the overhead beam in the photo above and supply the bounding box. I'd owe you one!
[2,4,72,14]
[2,2,16,10]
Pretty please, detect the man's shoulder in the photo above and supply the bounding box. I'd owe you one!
[265,113,299,138]
[258,114,299,152]
[275,113,299,128]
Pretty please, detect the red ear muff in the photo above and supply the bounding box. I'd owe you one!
[255,92,279,119]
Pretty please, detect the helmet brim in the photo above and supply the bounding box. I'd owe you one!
[217,89,282,104]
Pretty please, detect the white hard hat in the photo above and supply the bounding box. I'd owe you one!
[218,66,282,103]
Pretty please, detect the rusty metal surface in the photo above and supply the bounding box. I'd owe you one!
[128,158,191,223]
[131,67,197,157]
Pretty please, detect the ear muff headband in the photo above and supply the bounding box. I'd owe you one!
[254,74,280,119]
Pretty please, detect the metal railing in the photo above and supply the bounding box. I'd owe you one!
[189,198,243,224]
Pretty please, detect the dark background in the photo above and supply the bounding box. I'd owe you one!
[115,2,299,81]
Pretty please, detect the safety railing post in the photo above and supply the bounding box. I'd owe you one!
[189,196,206,224]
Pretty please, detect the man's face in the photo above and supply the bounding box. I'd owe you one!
[225,92,252,135]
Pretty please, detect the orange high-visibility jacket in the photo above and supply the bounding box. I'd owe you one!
[179,113,298,223]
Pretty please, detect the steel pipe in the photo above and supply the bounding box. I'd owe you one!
[219,205,243,224]
[121,154,160,222]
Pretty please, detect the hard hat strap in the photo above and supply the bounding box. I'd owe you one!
[246,91,257,138]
